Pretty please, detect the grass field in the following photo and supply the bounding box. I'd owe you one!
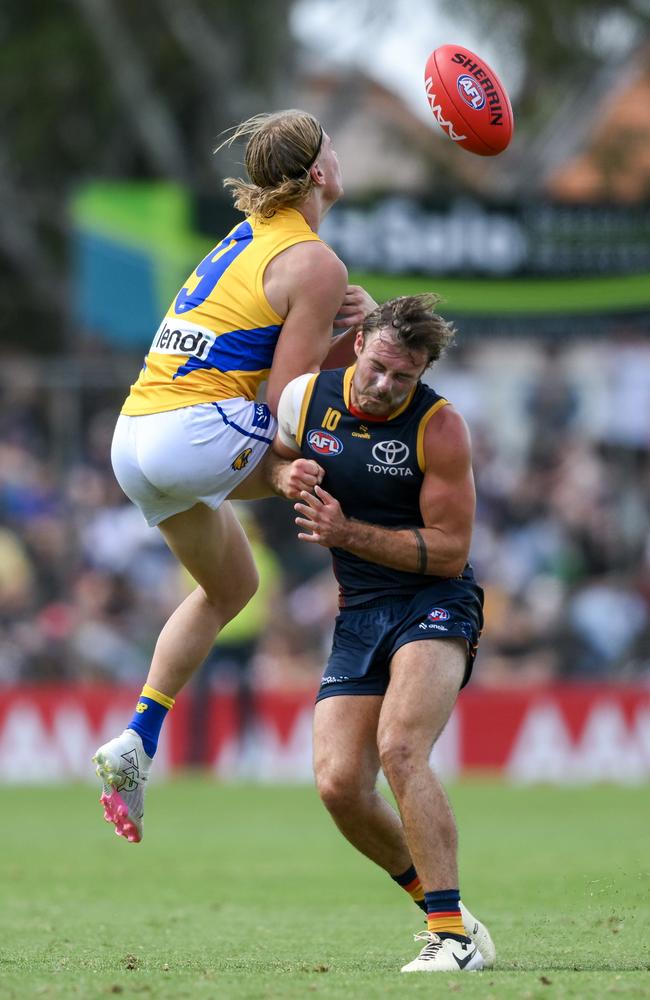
[1,779,648,999]
[351,271,650,316]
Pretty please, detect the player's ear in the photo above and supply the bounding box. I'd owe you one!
[354,329,365,357]
[310,162,325,185]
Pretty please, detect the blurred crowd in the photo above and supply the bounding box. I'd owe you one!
[1,332,649,692]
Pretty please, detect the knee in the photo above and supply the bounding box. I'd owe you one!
[378,733,421,789]
[206,562,259,620]
[315,765,364,818]
[236,562,259,610]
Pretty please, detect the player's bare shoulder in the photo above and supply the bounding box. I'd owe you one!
[423,402,472,474]
[264,240,347,317]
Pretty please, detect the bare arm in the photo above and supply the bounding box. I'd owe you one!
[321,284,379,369]
[293,406,475,578]
[254,374,326,498]
[262,449,324,499]
[263,241,349,413]
[334,283,378,329]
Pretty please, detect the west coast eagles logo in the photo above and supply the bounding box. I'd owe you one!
[232,448,252,471]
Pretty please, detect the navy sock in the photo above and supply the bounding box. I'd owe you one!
[391,864,427,912]
[424,888,467,938]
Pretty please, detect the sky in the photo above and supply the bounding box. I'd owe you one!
[291,0,506,122]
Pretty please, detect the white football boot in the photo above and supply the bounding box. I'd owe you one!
[401,930,485,973]
[460,901,496,968]
[92,729,152,843]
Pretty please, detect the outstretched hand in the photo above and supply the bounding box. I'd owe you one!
[333,284,378,329]
[294,485,348,547]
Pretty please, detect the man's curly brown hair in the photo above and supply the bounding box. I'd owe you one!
[361,294,456,366]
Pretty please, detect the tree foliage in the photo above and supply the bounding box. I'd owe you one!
[3,0,649,345]
[0,0,294,347]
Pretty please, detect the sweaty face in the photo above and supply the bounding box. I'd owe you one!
[350,329,429,417]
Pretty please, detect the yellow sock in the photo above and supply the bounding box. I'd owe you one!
[141,684,175,710]
[127,684,175,757]
[424,889,467,937]
[427,910,466,936]
[391,865,427,912]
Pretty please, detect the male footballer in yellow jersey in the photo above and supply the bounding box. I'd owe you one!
[268,295,496,974]
[93,110,376,842]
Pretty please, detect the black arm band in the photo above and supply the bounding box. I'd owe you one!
[410,526,428,575]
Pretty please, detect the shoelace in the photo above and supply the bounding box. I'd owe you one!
[412,931,443,958]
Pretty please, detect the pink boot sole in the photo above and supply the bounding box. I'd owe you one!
[100,790,142,843]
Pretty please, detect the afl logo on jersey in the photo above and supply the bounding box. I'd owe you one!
[457,74,486,110]
[428,607,450,622]
[372,440,410,466]
[307,429,343,456]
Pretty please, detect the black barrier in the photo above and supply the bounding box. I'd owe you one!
[437,311,650,339]
[194,194,650,278]
[321,198,650,278]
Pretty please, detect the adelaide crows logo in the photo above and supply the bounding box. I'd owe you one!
[232,448,252,471]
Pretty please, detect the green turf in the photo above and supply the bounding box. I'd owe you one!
[1,780,648,999]
[350,270,650,315]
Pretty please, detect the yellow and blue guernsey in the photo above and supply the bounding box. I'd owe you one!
[122,208,321,415]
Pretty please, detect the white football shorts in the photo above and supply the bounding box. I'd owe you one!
[111,399,277,527]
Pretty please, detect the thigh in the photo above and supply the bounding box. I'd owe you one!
[315,607,395,701]
[313,695,383,791]
[387,581,484,690]
[137,402,275,505]
[378,638,466,756]
[157,500,257,604]
[111,414,169,522]
[226,458,274,500]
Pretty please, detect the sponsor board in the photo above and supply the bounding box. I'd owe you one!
[1,686,649,784]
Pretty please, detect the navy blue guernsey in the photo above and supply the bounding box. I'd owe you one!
[297,366,477,607]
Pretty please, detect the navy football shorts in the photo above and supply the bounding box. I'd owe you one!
[316,579,484,702]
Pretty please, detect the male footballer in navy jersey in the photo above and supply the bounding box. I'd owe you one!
[268,294,495,974]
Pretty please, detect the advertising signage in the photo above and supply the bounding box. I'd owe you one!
[319,198,650,278]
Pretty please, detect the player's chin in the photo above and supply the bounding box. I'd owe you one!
[361,397,391,416]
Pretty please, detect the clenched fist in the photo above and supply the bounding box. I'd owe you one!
[275,459,325,500]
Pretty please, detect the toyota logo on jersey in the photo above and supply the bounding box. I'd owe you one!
[371,440,410,466]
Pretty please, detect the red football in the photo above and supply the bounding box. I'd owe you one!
[424,44,514,156]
